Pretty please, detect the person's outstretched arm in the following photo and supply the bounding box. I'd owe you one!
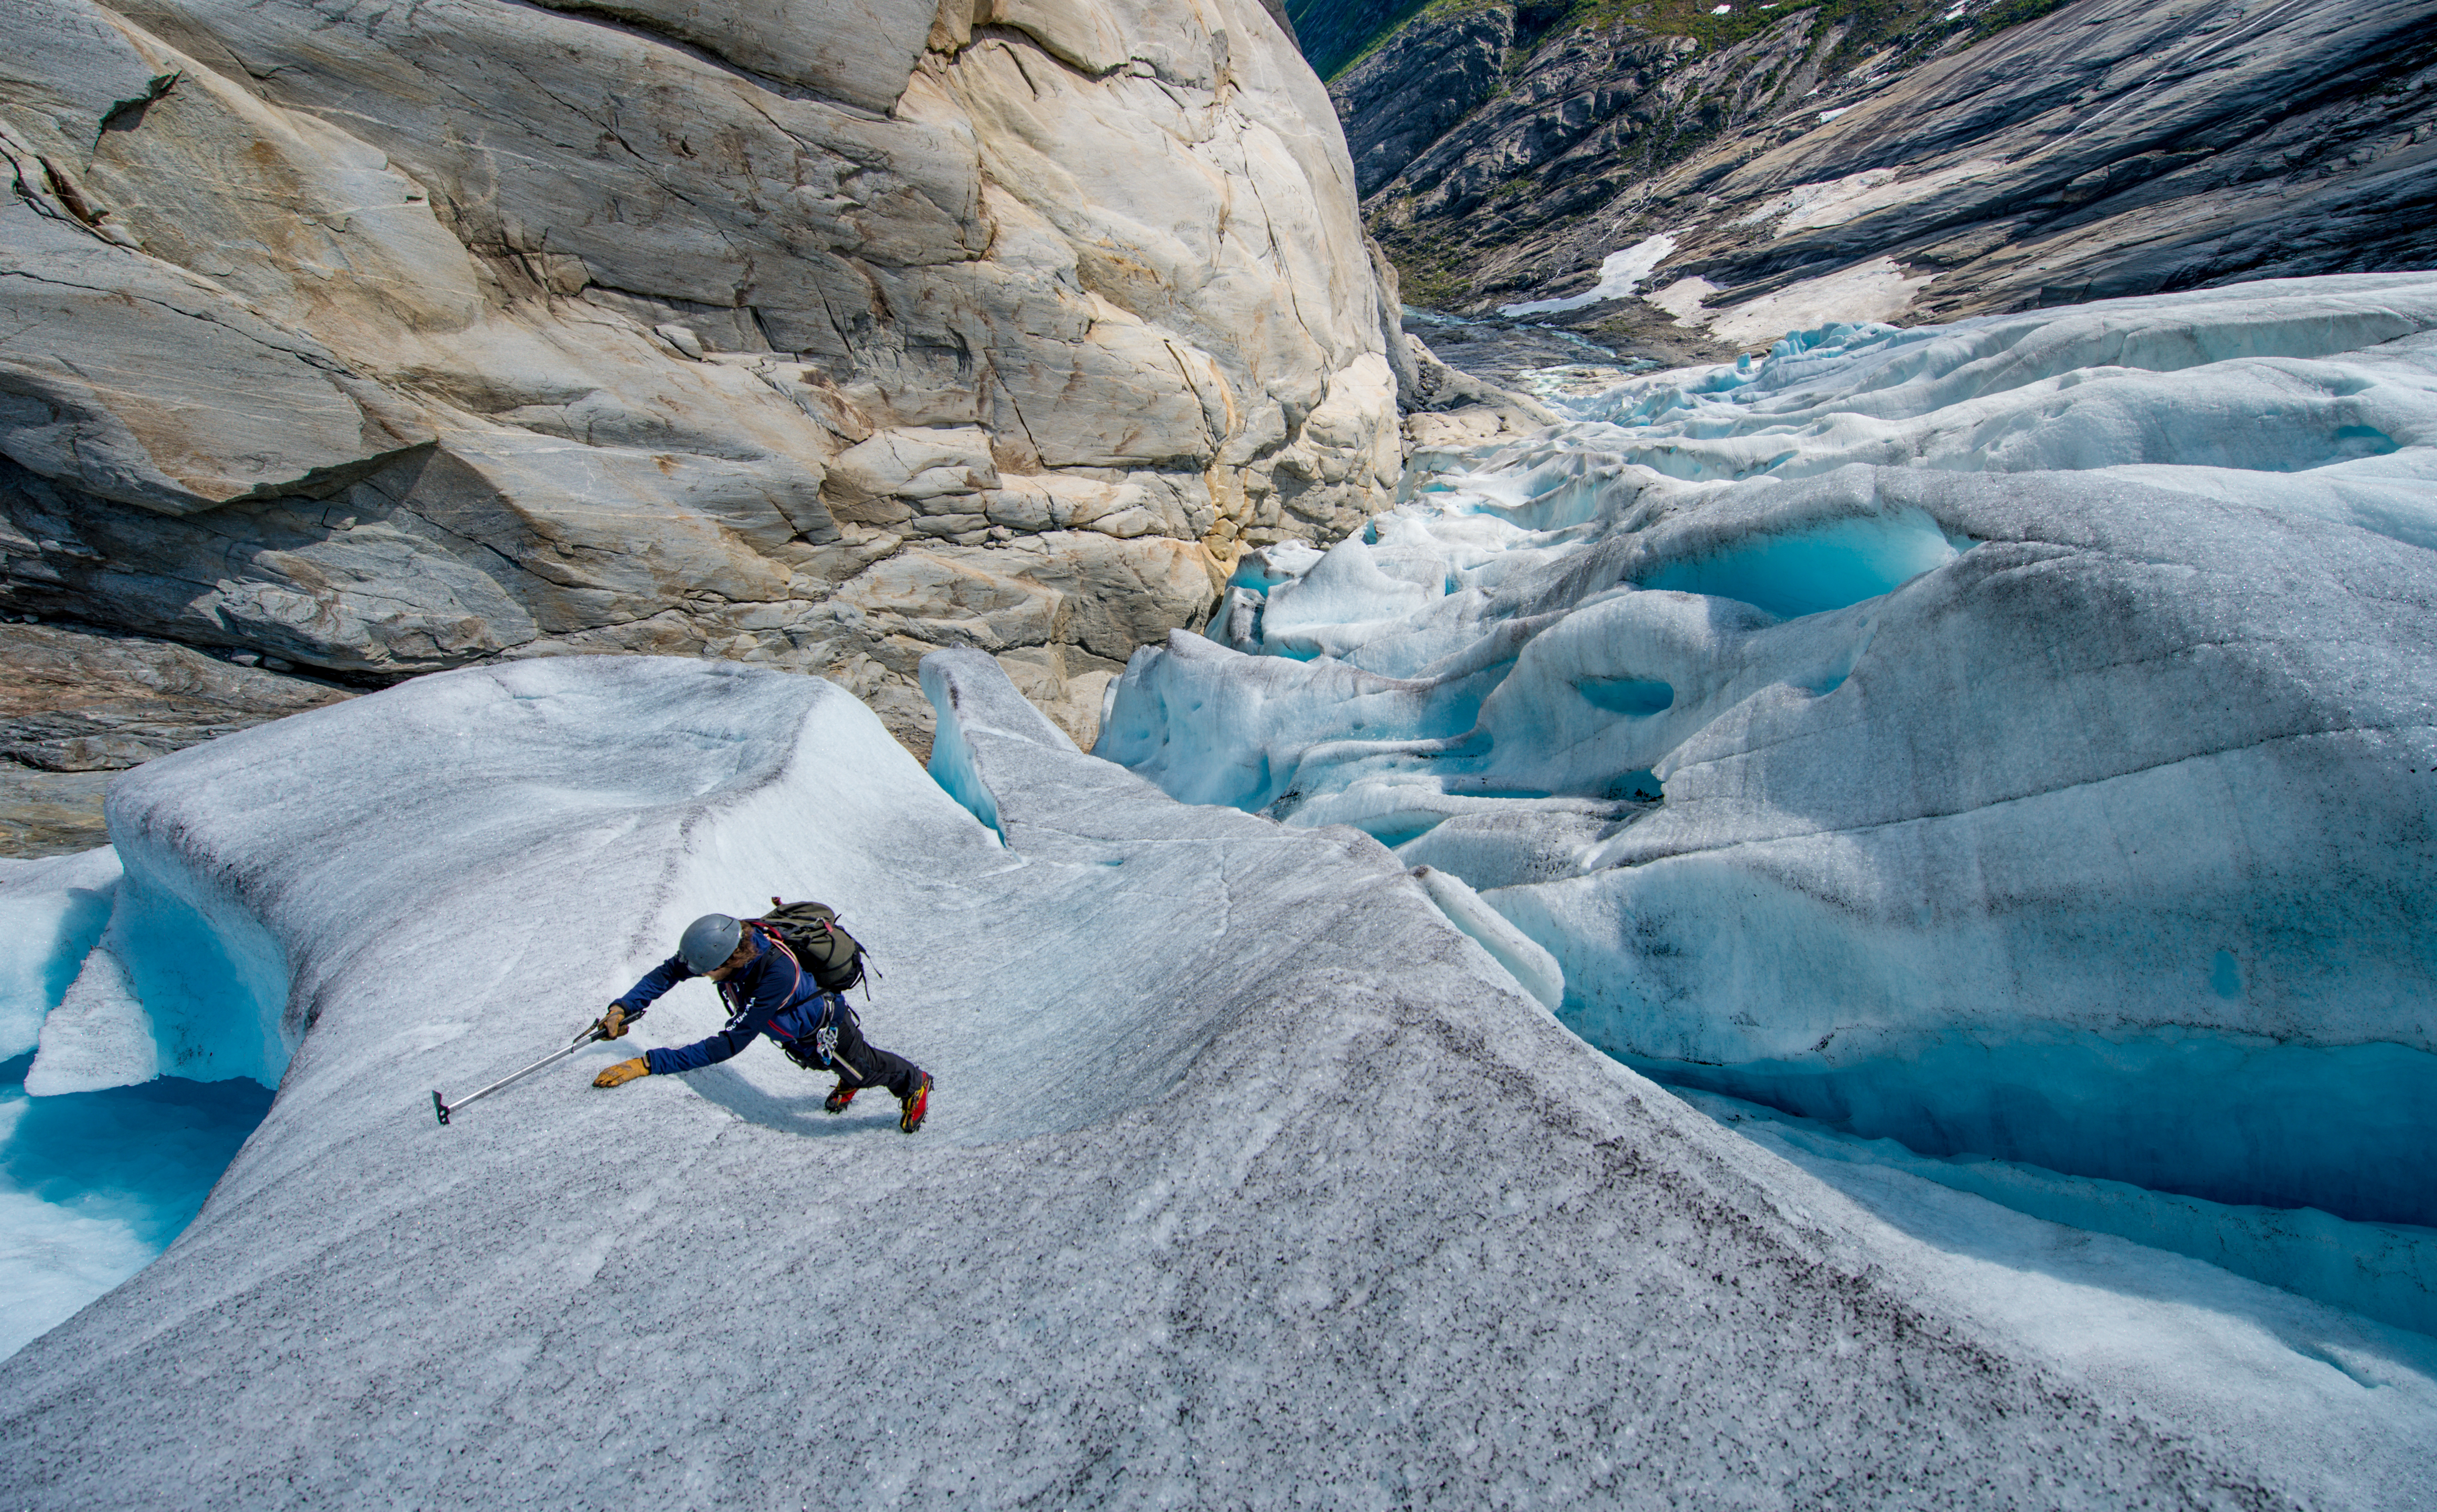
[588,955,691,1043]
[612,956,692,1017]
[639,949,801,1076]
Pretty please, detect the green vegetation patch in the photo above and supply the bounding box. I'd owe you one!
[1326,0,1511,79]
[1966,0,2076,40]
[1301,0,2089,92]
[1292,0,1438,79]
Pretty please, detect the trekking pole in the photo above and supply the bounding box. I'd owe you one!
[433,1023,608,1126]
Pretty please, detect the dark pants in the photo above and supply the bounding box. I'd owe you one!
[809,1003,923,1100]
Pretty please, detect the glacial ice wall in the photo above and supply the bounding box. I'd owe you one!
[1099,273,2437,1245]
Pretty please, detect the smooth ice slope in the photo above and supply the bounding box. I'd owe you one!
[1098,274,2437,1258]
[0,653,2338,1506]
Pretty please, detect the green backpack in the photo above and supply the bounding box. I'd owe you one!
[753,897,872,994]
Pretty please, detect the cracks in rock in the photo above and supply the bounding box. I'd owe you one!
[993,377,1046,468]
[1150,339,1223,463]
[492,55,746,263]
[1235,170,1321,356]
[97,71,183,136]
[962,19,1241,113]
[456,531,533,584]
[995,38,1046,101]
[0,267,366,387]
[490,0,898,122]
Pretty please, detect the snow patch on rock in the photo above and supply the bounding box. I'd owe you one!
[1694,257,1939,346]
[1498,233,1680,318]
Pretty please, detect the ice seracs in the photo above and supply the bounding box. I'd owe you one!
[0,849,118,1064]
[0,847,272,1361]
[1100,271,2437,1329]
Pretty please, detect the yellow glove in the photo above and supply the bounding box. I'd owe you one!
[593,1058,649,1088]
[596,1005,632,1039]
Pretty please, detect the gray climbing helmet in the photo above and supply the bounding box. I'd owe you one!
[678,913,744,974]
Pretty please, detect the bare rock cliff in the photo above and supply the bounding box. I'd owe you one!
[1332,0,2437,346]
[0,0,1401,750]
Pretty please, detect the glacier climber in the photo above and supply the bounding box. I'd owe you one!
[587,911,933,1133]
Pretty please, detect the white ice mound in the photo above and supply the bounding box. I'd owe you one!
[0,849,120,1063]
[25,946,157,1096]
[0,652,2352,1504]
[1099,273,2437,1242]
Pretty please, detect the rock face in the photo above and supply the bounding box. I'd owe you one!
[0,0,1401,751]
[0,620,351,854]
[1334,1,1516,202]
[0,623,351,774]
[0,768,114,858]
[1330,0,2437,345]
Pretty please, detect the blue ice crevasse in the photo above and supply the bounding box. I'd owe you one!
[1097,275,2437,1331]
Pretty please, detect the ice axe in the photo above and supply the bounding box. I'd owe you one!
[433,1021,612,1126]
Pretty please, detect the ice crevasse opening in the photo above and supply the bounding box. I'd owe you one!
[0,835,287,1361]
[0,660,947,1360]
[1095,274,2437,1337]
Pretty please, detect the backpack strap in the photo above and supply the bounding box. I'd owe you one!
[734,923,806,1037]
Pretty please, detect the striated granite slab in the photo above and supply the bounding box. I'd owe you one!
[0,0,1403,753]
[0,620,352,855]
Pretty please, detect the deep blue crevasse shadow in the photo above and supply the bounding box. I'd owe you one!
[0,1051,275,1252]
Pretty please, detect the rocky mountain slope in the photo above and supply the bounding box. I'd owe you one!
[0,621,349,853]
[1325,0,2437,350]
[0,0,1401,754]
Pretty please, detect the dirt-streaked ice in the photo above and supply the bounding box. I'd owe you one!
[2,272,2433,1504]
[0,651,2367,1506]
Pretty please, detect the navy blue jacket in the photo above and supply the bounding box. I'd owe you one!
[614,931,842,1075]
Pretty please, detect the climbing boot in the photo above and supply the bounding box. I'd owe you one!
[899,1072,932,1134]
[823,1081,857,1114]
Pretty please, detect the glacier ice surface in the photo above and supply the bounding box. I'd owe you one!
[1099,273,2437,1320]
[7,650,2421,1504]
[3,273,2435,1498]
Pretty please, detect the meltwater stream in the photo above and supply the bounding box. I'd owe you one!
[1098,278,2437,1335]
